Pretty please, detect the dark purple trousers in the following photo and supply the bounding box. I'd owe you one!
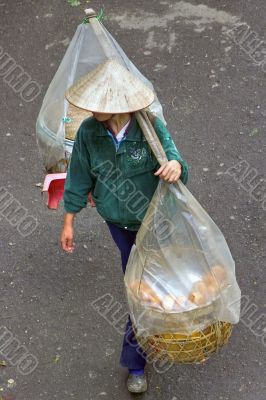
[106,221,147,370]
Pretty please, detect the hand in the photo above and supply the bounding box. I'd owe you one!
[154,160,182,183]
[60,224,75,254]
[88,192,96,207]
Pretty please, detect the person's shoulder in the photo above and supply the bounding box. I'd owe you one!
[77,115,99,141]
[152,115,169,136]
[146,111,166,129]
[79,115,98,130]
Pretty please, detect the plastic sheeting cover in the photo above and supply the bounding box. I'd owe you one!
[124,180,241,336]
[36,23,165,171]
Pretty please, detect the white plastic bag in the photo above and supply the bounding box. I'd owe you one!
[124,180,241,336]
[36,22,165,172]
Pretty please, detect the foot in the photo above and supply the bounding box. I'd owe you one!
[127,373,147,393]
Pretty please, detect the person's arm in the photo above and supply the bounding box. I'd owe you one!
[61,123,94,253]
[61,213,76,253]
[153,117,189,184]
[63,124,94,213]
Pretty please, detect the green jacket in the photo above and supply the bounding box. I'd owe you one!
[63,113,189,230]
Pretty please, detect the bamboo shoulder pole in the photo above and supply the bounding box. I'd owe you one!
[84,8,117,59]
[136,111,168,166]
[84,9,168,166]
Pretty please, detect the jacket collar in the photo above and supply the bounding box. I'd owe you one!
[95,113,143,141]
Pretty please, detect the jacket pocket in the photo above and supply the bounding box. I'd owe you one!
[125,163,156,178]
[124,143,157,178]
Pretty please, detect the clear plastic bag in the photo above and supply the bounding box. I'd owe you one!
[124,180,241,336]
[36,22,165,172]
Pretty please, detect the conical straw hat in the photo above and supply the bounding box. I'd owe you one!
[65,58,155,113]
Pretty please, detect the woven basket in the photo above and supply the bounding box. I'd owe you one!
[64,103,91,141]
[135,321,232,364]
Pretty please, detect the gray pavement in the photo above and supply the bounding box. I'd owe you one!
[0,1,265,399]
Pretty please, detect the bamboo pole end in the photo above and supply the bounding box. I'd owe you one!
[84,8,97,18]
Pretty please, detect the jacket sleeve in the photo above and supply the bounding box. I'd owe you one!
[154,117,189,185]
[63,124,94,213]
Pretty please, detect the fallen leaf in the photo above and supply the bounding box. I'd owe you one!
[67,0,81,6]
[54,354,61,363]
[249,128,259,136]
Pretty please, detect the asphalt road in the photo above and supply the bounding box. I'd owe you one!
[0,1,265,399]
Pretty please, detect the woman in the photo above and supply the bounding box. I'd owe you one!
[60,59,189,393]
